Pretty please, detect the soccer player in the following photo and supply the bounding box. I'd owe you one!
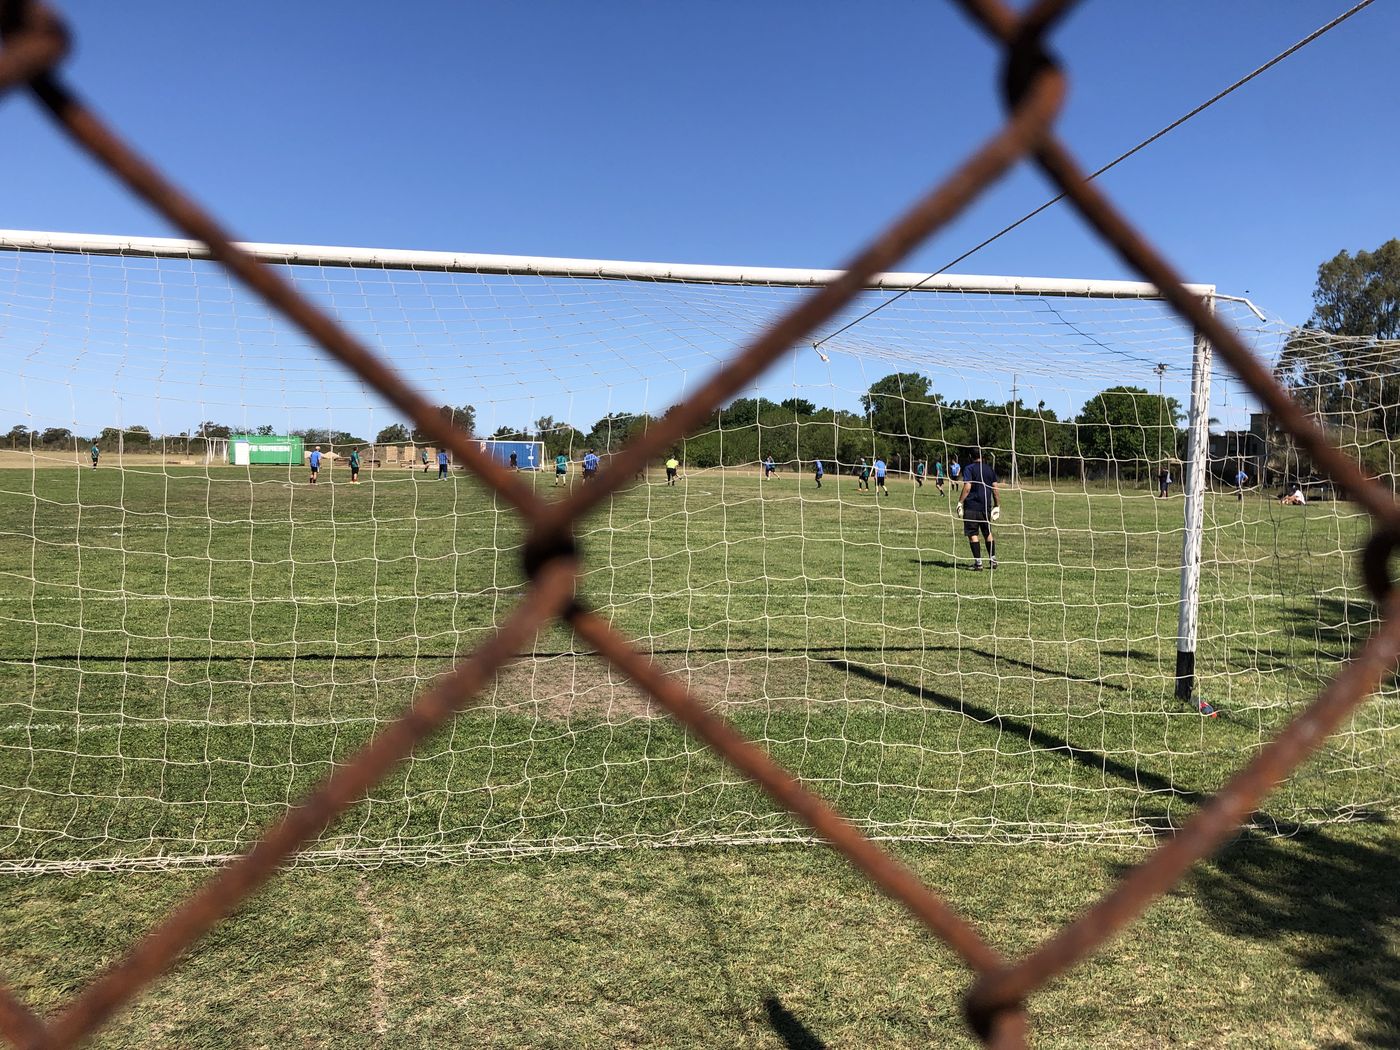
[309,445,323,485]
[554,452,568,486]
[934,460,945,493]
[582,448,599,482]
[813,458,824,488]
[856,457,870,491]
[763,455,775,479]
[913,459,926,488]
[665,455,679,486]
[1158,465,1171,498]
[949,456,961,483]
[958,448,1000,571]
[89,442,100,470]
[1279,481,1306,506]
[873,456,888,496]
[509,451,518,470]
[1234,465,1249,501]
[420,448,430,474]
[348,447,361,484]
[437,449,448,479]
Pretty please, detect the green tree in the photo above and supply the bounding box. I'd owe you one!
[1276,240,1400,447]
[861,373,941,461]
[779,397,816,416]
[412,404,475,443]
[1075,386,1181,482]
[254,424,277,436]
[5,424,29,449]
[375,423,410,444]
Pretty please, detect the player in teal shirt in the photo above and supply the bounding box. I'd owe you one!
[554,453,568,487]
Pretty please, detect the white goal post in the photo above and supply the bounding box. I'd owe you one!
[0,228,1387,873]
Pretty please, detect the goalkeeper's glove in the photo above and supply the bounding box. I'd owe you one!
[955,503,964,518]
[991,506,1001,521]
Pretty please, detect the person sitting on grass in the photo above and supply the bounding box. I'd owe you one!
[1279,481,1306,506]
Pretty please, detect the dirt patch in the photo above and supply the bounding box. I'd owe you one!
[484,652,771,721]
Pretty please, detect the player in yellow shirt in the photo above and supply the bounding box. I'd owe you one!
[665,456,679,486]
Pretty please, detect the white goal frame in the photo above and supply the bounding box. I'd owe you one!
[0,227,1225,707]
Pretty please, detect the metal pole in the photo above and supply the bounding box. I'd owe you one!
[1176,317,1212,703]
[1009,373,1018,487]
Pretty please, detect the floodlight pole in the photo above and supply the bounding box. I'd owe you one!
[1176,307,1213,704]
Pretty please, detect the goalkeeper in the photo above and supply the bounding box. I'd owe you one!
[957,448,1000,571]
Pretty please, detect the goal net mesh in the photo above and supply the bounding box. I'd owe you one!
[0,240,1395,873]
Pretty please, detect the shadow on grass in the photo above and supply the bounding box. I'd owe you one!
[825,657,1202,822]
[1191,824,1400,1048]
[21,644,1134,692]
[763,997,828,1050]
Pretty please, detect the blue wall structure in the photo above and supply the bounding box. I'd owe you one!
[480,440,545,470]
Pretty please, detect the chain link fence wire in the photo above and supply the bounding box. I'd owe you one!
[0,1,1395,1046]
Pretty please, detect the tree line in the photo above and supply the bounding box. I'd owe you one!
[4,381,1184,483]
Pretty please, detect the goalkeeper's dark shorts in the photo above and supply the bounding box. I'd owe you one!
[962,505,991,537]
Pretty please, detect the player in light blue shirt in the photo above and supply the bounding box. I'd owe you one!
[582,449,599,482]
[308,446,322,485]
[873,457,888,496]
[437,449,448,479]
[812,458,824,489]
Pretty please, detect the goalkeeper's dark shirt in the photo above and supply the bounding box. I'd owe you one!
[962,462,998,511]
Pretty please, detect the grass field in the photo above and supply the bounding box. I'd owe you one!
[1,463,1397,1046]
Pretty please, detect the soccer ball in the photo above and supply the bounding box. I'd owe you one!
[991,507,1002,521]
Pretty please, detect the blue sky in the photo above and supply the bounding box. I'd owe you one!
[1,1,1396,440]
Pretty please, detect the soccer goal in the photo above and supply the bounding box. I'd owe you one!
[0,229,1394,873]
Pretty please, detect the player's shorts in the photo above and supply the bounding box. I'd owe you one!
[556,468,566,475]
[666,468,677,478]
[583,467,597,479]
[962,504,990,535]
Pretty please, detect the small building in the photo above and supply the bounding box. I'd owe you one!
[227,434,305,466]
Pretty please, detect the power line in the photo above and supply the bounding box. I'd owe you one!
[812,0,1377,351]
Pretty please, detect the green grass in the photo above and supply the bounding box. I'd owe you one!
[0,464,1397,1046]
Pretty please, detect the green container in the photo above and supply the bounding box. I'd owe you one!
[227,435,306,466]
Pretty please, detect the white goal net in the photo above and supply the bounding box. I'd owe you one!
[0,231,1395,873]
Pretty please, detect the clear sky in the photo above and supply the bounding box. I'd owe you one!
[1,1,1397,440]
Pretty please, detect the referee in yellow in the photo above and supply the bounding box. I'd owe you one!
[665,455,679,486]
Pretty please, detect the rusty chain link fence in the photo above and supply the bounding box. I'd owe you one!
[1,0,1396,1046]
